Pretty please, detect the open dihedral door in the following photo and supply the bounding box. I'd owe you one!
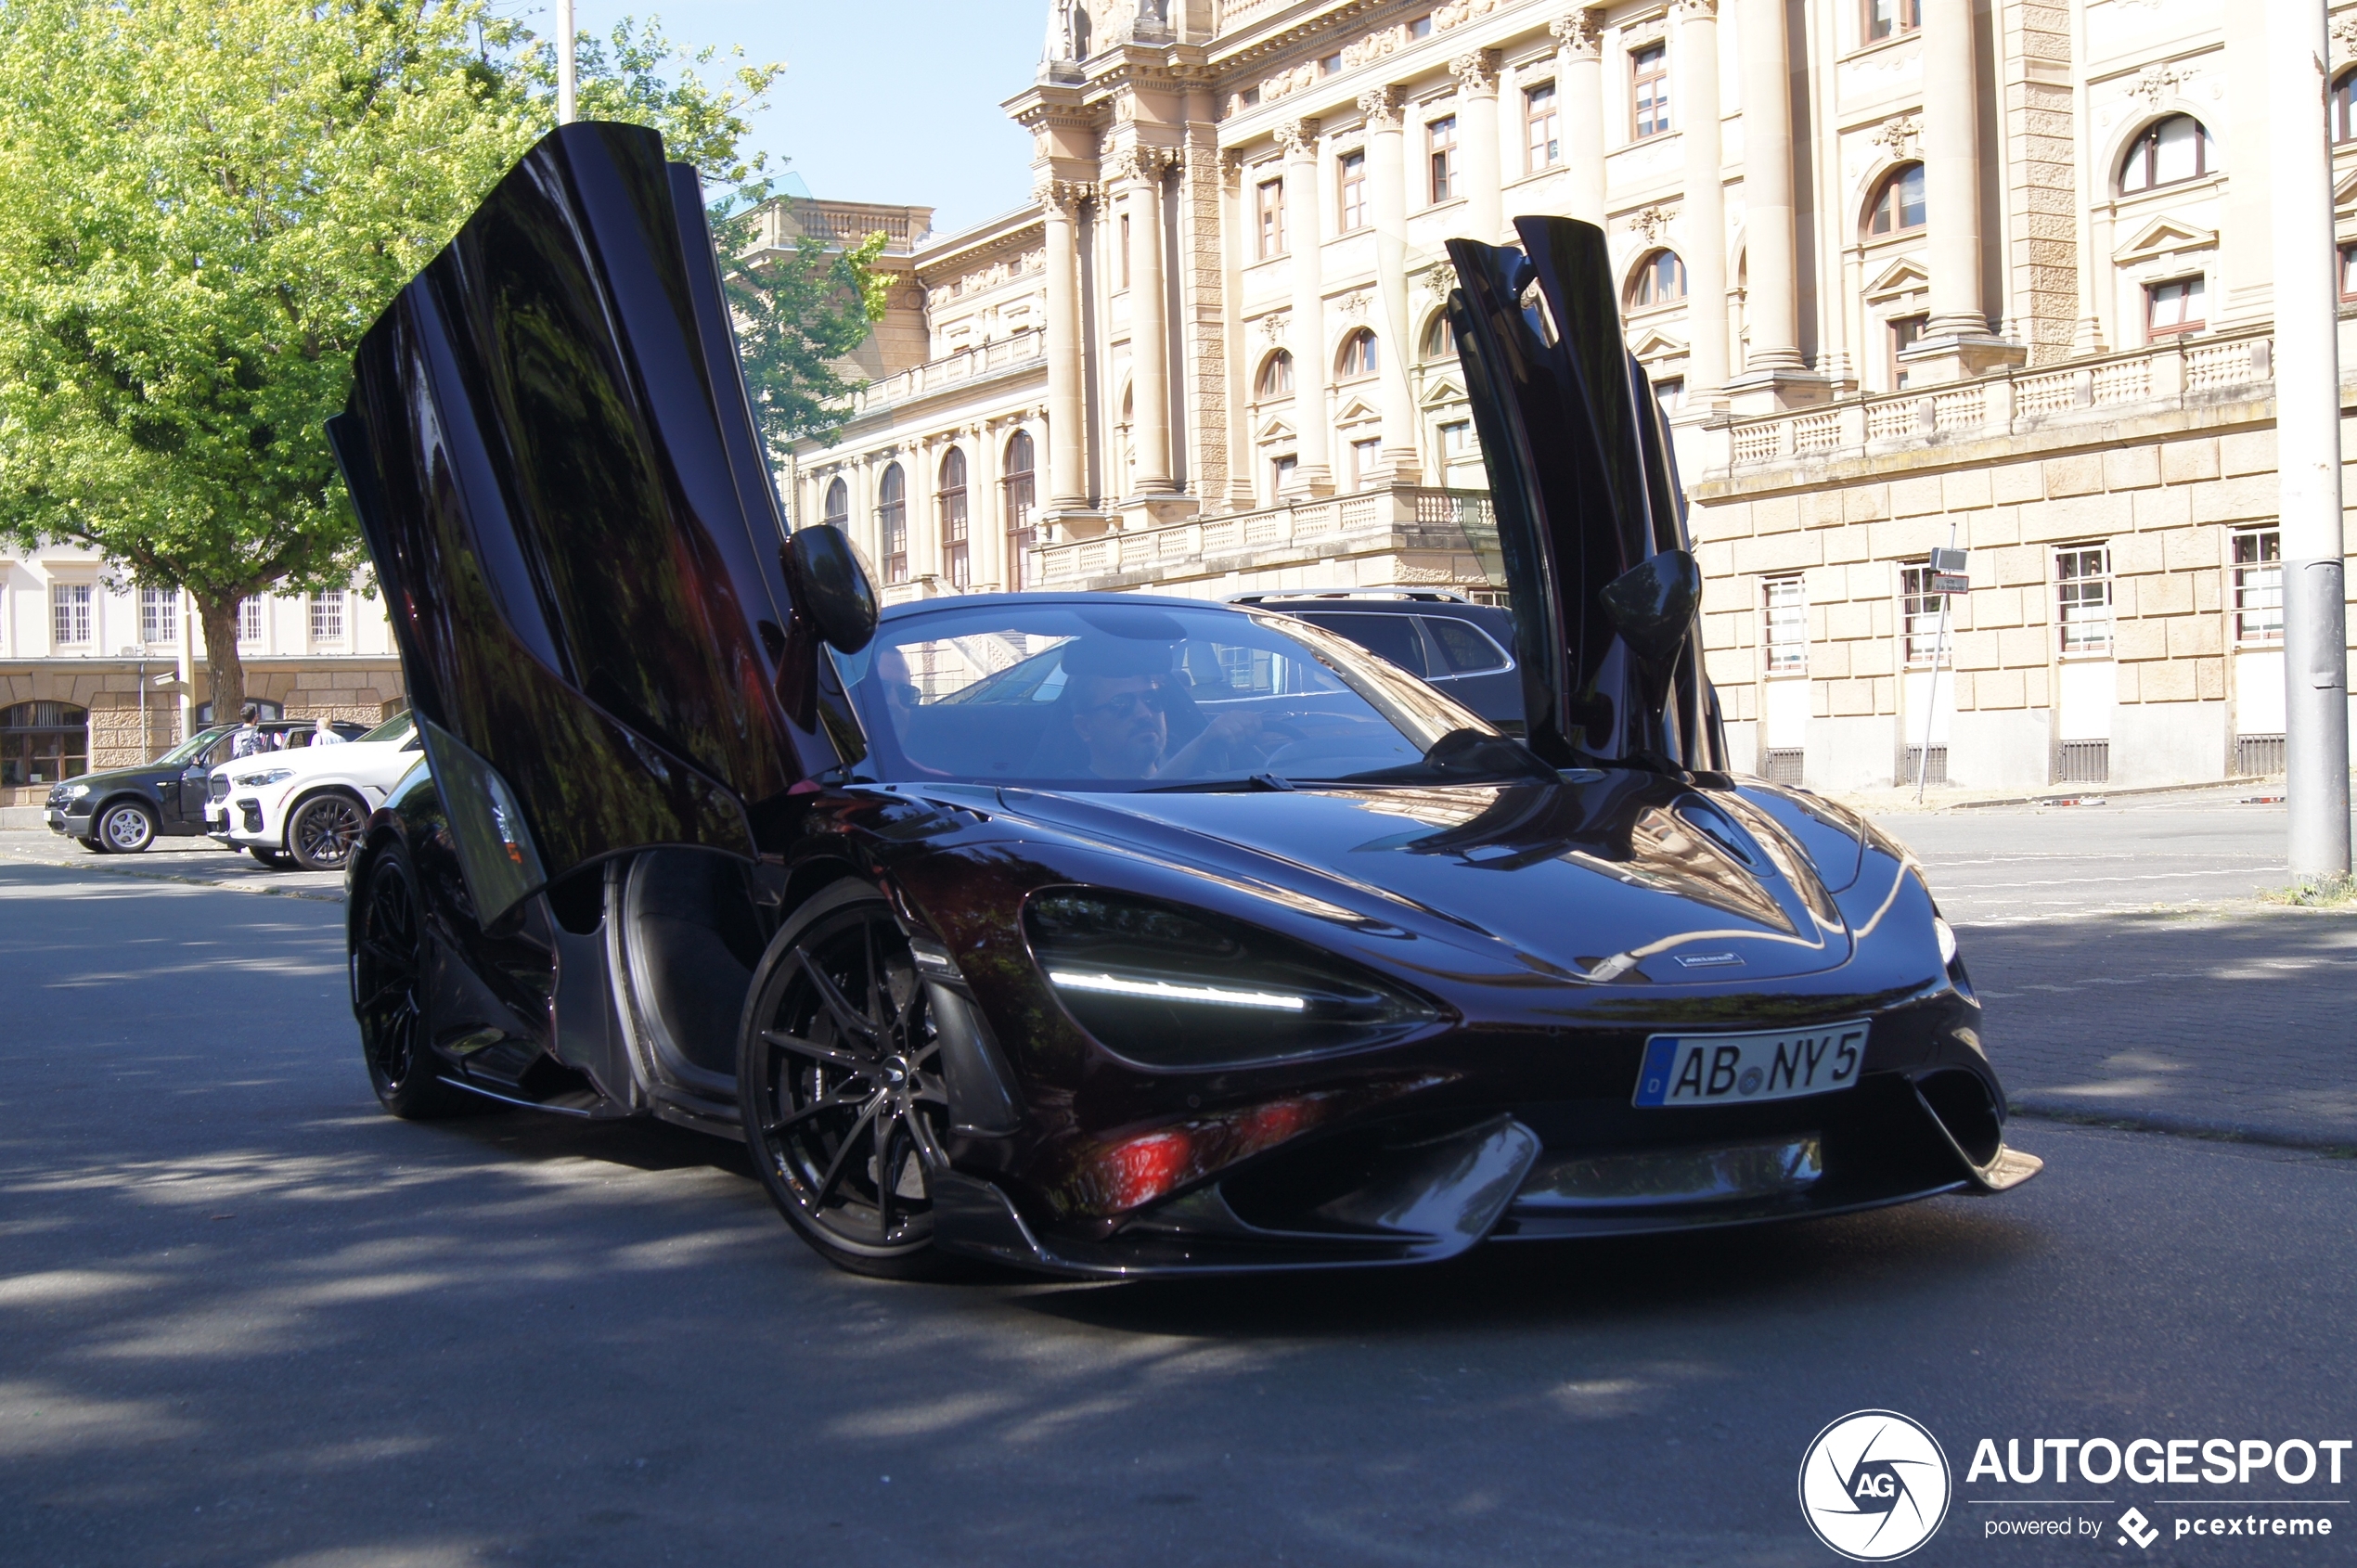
[1444,217,1726,775]
[330,122,856,925]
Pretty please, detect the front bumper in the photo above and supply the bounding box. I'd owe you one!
[206,795,277,846]
[933,1071,2038,1279]
[48,806,90,837]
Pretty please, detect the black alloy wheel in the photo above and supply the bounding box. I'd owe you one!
[95,799,158,855]
[352,844,467,1119]
[739,882,956,1279]
[288,791,367,871]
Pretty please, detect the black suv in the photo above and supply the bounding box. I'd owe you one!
[1230,590,1524,730]
[45,720,367,854]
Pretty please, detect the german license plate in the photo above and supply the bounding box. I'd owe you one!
[1631,1022,1868,1108]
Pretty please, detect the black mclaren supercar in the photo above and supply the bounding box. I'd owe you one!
[329,122,2038,1279]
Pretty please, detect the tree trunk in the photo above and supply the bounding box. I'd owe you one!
[192,592,247,726]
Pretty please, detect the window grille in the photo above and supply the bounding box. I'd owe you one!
[52,583,92,647]
[310,590,345,645]
[1900,745,1948,788]
[139,586,177,644]
[2231,528,2281,645]
[2054,740,2110,784]
[2054,546,2112,655]
[1762,749,1805,785]
[1426,117,1457,204]
[2235,735,2286,777]
[239,598,264,644]
[1630,45,1669,138]
[1899,565,1946,666]
[1763,576,1807,675]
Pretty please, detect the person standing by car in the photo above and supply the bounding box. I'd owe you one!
[229,703,269,759]
[309,715,347,746]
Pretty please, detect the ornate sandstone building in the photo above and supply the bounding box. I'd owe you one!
[785,0,2357,793]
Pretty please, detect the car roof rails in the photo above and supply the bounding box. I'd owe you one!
[1226,587,1475,605]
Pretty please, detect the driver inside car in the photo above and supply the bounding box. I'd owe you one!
[1061,638,1293,780]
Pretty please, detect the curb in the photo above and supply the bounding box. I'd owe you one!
[0,854,346,904]
[2011,1100,2357,1157]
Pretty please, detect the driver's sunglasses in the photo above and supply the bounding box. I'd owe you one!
[1073,685,1171,721]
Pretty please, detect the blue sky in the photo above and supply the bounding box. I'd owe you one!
[555,1,1043,237]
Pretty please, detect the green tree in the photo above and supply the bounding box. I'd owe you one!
[0,2,872,723]
[715,210,892,461]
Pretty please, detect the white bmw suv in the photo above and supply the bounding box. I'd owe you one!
[205,713,425,870]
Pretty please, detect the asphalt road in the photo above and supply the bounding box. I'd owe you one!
[4,859,2353,1568]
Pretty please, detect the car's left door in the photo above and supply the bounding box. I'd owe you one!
[332,121,860,928]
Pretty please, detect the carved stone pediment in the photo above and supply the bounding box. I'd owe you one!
[2112,215,2219,264]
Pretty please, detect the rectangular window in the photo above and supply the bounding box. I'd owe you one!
[1764,576,1808,675]
[2146,276,2205,339]
[2342,241,2357,302]
[1337,151,1367,231]
[51,582,92,648]
[1350,436,1385,491]
[1863,0,1921,43]
[1409,14,1432,38]
[1256,178,1286,259]
[1525,82,1560,172]
[2233,527,2283,646]
[2055,546,2114,656]
[1900,565,1946,666]
[1439,419,1473,458]
[309,590,345,645]
[1653,376,1686,416]
[1889,313,1927,389]
[1119,212,1131,289]
[238,597,264,644]
[140,585,178,645]
[1426,116,1457,204]
[1320,52,1342,76]
[1269,452,1298,498]
[1631,45,1669,139]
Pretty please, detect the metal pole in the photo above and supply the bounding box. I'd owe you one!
[556,0,576,125]
[1917,596,1950,803]
[2270,0,2351,880]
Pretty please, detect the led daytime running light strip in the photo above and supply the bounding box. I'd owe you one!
[1048,969,1307,1011]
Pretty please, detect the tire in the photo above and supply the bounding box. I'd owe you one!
[75,836,103,855]
[287,791,367,872]
[352,842,470,1119]
[739,880,958,1280]
[94,799,158,855]
[250,845,294,868]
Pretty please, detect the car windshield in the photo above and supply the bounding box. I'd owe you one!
[354,713,415,745]
[835,599,1549,791]
[156,726,235,766]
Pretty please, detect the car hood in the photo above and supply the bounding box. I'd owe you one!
[991,772,1857,985]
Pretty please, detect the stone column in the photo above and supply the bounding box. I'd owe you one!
[1676,0,1730,394]
[1280,118,1333,495]
[1920,0,1985,340]
[1737,0,1802,372]
[1037,178,1092,511]
[1452,50,1504,242]
[1552,9,1606,227]
[1362,86,1420,480]
[1122,149,1177,496]
[2067,0,2105,353]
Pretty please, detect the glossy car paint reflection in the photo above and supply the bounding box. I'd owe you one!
[336,123,2036,1280]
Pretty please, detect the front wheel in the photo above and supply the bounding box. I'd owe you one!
[739,881,956,1279]
[352,842,469,1119]
[96,799,158,854]
[288,791,366,871]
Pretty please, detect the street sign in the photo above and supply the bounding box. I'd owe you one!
[1931,572,1969,595]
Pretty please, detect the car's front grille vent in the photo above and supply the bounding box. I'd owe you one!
[240,802,265,834]
[210,777,230,801]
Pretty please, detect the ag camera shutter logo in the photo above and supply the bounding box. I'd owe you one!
[1798,1409,1953,1561]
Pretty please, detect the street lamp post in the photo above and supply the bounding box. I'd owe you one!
[2269,0,2351,881]
[556,0,576,125]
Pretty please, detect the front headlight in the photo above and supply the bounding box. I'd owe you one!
[233,768,295,788]
[1025,889,1441,1068]
[1934,917,1958,969]
[67,782,91,799]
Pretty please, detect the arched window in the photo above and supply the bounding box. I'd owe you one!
[1002,431,1037,591]
[821,477,848,529]
[1,700,89,788]
[1421,313,1457,360]
[937,448,970,589]
[2119,115,2213,195]
[878,462,908,585]
[1256,349,1294,398]
[2337,69,2357,145]
[1627,249,1687,308]
[1867,162,1926,236]
[1336,328,1378,379]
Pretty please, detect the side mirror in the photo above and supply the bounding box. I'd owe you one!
[1599,548,1703,668]
[783,525,879,655]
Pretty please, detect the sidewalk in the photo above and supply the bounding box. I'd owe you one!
[0,829,348,902]
[1960,906,2357,1152]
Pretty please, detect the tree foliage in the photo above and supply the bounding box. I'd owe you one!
[0,0,874,719]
